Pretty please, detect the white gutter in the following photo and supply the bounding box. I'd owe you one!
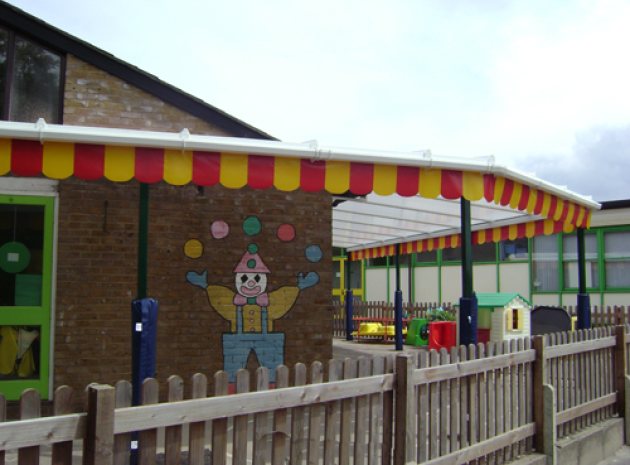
[0,120,601,210]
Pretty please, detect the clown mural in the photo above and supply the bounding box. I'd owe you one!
[185,216,320,381]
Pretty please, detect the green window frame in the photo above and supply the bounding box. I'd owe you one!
[0,194,54,400]
[603,228,630,290]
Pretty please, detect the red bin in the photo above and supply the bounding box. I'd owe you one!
[428,321,457,350]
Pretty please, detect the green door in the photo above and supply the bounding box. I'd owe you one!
[0,195,54,400]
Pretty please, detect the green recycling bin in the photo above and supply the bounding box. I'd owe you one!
[405,318,429,346]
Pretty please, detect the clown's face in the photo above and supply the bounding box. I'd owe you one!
[235,272,268,297]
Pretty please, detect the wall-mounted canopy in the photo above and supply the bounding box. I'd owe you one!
[341,194,577,260]
[0,120,599,256]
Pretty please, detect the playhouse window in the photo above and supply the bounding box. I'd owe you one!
[506,307,524,331]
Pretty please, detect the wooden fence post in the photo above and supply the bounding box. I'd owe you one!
[394,354,415,465]
[615,325,627,417]
[83,384,115,465]
[19,389,40,465]
[543,384,557,465]
[532,335,547,453]
[53,385,75,465]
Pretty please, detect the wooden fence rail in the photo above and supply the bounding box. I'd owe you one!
[2,325,630,465]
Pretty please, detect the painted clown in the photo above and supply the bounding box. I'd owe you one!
[187,243,318,381]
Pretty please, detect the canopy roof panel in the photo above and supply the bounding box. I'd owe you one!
[0,121,599,256]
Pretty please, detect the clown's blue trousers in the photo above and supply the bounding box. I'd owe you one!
[221,306,284,382]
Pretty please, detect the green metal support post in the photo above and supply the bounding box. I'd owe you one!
[137,183,149,299]
[394,243,404,350]
[459,198,477,345]
[576,227,591,329]
[345,254,354,341]
[131,182,151,465]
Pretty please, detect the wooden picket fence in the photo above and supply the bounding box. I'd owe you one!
[332,301,453,338]
[2,326,630,465]
[333,302,630,339]
[396,338,535,465]
[565,305,630,326]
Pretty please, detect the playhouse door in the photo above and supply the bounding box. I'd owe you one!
[0,195,54,400]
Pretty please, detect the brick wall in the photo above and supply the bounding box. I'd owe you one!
[52,56,332,398]
[63,55,231,135]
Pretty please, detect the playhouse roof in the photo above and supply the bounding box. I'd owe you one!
[476,293,531,308]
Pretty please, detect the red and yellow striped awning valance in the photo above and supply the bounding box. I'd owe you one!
[349,218,579,261]
[0,138,590,228]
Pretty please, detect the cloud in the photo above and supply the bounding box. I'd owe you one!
[515,125,630,202]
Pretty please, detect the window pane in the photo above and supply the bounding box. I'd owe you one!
[605,231,630,259]
[416,250,437,263]
[499,238,529,261]
[562,234,598,288]
[442,247,461,262]
[392,254,410,267]
[605,231,630,288]
[349,261,361,289]
[562,234,597,260]
[332,247,344,257]
[0,28,7,116]
[9,37,61,123]
[367,257,387,267]
[0,325,41,380]
[0,204,45,306]
[532,235,559,291]
[472,242,496,262]
[563,261,599,288]
[606,262,630,288]
[332,261,341,288]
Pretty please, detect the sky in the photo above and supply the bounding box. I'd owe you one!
[6,0,630,201]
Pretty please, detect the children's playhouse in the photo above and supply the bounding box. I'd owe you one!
[476,293,532,343]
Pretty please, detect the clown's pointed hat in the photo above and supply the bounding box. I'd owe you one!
[234,244,270,273]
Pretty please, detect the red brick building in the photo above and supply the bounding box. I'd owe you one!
[0,1,332,400]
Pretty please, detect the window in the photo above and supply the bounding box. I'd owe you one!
[604,231,630,288]
[0,204,45,306]
[442,243,496,263]
[0,29,7,116]
[392,254,410,267]
[562,234,598,289]
[506,308,524,331]
[415,250,437,264]
[472,243,496,262]
[348,260,361,289]
[532,235,559,291]
[367,257,387,267]
[332,260,341,289]
[332,247,344,257]
[442,246,461,262]
[499,238,529,261]
[0,27,63,123]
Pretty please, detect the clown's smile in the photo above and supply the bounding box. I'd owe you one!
[240,285,262,296]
